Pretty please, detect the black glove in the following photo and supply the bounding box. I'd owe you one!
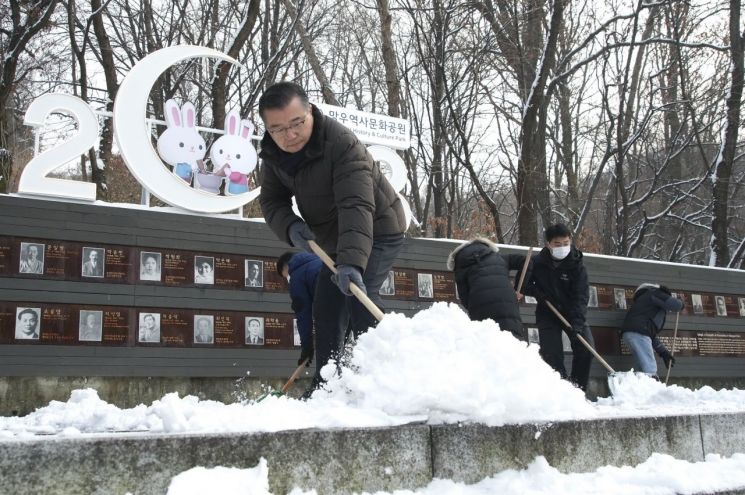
[332,264,366,296]
[661,351,676,369]
[298,342,314,366]
[570,325,583,338]
[288,221,315,252]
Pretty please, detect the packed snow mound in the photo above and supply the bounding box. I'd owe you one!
[600,371,745,413]
[315,302,594,425]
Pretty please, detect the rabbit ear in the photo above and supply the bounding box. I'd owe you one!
[224,109,241,136]
[164,99,182,128]
[182,102,196,129]
[240,120,255,140]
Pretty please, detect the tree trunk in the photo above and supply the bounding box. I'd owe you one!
[279,0,339,105]
[710,0,744,266]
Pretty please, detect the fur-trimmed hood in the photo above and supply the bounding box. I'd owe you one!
[447,237,500,270]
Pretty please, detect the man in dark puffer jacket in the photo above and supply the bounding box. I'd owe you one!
[447,238,525,339]
[621,283,683,377]
[258,82,407,396]
[519,223,595,391]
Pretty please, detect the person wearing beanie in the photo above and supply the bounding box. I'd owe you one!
[447,237,525,340]
[620,283,683,377]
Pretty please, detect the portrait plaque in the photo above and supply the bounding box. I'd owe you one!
[214,255,242,288]
[214,313,241,346]
[159,310,192,346]
[262,258,286,292]
[103,247,133,283]
[263,313,295,348]
[432,272,457,302]
[162,252,190,286]
[390,269,416,299]
[101,309,130,345]
[0,237,11,276]
[40,305,76,344]
[44,242,70,278]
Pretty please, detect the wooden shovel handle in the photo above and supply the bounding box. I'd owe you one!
[664,311,680,385]
[515,246,533,295]
[545,300,616,373]
[281,358,310,394]
[308,240,385,322]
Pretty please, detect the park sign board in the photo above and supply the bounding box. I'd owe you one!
[16,46,412,216]
[316,103,410,151]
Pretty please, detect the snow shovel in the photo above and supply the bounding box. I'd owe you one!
[515,246,533,296]
[664,312,680,385]
[545,300,616,376]
[308,240,385,322]
[256,357,310,402]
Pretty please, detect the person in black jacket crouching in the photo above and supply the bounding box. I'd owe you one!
[621,283,683,377]
[519,223,595,391]
[447,237,525,340]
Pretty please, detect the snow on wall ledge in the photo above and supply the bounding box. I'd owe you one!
[0,412,743,495]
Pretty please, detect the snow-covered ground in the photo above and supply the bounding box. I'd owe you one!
[163,453,745,495]
[2,303,745,493]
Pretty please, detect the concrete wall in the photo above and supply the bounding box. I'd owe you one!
[2,194,745,414]
[1,413,744,494]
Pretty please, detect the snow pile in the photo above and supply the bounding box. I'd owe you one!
[165,459,277,495]
[2,303,745,438]
[317,303,594,425]
[599,371,745,415]
[163,454,745,495]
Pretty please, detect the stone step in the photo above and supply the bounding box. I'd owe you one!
[0,412,743,494]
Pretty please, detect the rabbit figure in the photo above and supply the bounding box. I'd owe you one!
[210,109,257,195]
[156,99,206,184]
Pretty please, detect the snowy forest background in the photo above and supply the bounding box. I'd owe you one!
[1,0,745,268]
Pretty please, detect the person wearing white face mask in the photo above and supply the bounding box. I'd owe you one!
[517,223,595,392]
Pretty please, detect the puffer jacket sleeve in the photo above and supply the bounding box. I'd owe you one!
[331,131,375,269]
[651,291,684,312]
[259,163,302,245]
[568,264,589,330]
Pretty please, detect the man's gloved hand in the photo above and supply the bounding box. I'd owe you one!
[570,325,584,338]
[298,341,314,366]
[661,351,676,369]
[288,221,315,252]
[332,264,366,296]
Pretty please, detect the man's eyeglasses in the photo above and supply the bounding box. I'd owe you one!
[268,117,307,136]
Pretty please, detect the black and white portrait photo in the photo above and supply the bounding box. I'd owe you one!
[244,260,264,288]
[81,247,105,278]
[19,242,44,274]
[588,286,599,308]
[739,297,745,317]
[691,294,704,315]
[194,256,215,285]
[379,270,395,296]
[15,307,40,340]
[527,327,540,345]
[245,317,265,345]
[139,252,162,282]
[715,296,728,317]
[79,310,103,341]
[417,273,434,299]
[614,288,627,310]
[293,319,300,346]
[194,315,214,343]
[138,313,161,343]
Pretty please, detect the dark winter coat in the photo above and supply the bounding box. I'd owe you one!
[447,238,524,337]
[288,252,322,347]
[621,285,683,353]
[259,105,407,270]
[522,246,589,332]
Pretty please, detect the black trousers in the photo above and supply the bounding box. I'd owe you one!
[538,323,595,391]
[311,234,405,386]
